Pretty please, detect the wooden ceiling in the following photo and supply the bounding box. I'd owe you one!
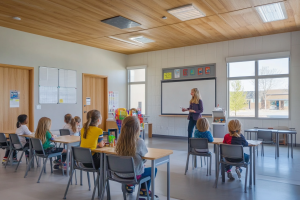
[0,0,299,54]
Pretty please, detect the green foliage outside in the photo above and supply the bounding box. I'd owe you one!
[230,80,247,116]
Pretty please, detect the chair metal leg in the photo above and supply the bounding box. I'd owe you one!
[209,156,212,175]
[93,172,96,185]
[80,170,83,185]
[63,169,75,199]
[44,158,46,173]
[35,155,39,167]
[87,172,91,191]
[91,172,100,200]
[136,182,141,200]
[37,157,48,183]
[244,166,249,193]
[194,155,197,168]
[200,157,202,168]
[145,181,150,200]
[62,162,65,176]
[121,184,127,200]
[107,179,111,200]
[185,153,190,175]
[50,157,53,173]
[5,149,12,168]
[15,151,25,172]
[204,156,206,165]
[24,155,35,178]
[75,170,77,185]
[206,157,208,176]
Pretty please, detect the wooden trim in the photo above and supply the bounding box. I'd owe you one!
[83,73,108,79]
[159,115,212,118]
[82,73,108,131]
[0,63,35,131]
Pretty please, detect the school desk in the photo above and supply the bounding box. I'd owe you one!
[244,129,297,158]
[211,138,262,188]
[92,147,173,200]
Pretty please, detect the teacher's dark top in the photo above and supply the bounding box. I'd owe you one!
[187,99,203,121]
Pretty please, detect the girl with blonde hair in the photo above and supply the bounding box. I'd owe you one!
[182,88,203,142]
[116,116,158,199]
[223,119,249,180]
[35,117,67,164]
[194,117,213,142]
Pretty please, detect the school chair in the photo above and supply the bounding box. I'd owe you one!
[5,134,29,171]
[103,154,151,200]
[185,138,212,176]
[215,144,250,193]
[0,133,9,150]
[63,146,100,200]
[24,138,64,183]
[257,130,276,158]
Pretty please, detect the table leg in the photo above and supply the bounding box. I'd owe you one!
[295,135,297,147]
[249,146,252,189]
[253,146,256,186]
[99,153,105,199]
[291,135,293,158]
[151,160,156,200]
[287,134,289,158]
[66,144,70,176]
[214,144,218,178]
[167,159,170,200]
[277,132,279,158]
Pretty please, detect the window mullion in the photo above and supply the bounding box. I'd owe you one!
[255,60,259,118]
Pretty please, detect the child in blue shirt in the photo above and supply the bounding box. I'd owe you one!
[194,117,213,142]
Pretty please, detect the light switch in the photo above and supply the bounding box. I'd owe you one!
[37,105,41,109]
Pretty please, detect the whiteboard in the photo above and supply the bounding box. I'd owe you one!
[59,69,76,87]
[161,79,216,115]
[39,67,58,87]
[59,88,77,104]
[39,86,58,104]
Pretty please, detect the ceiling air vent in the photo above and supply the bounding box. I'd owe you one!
[101,16,141,29]
[167,4,206,21]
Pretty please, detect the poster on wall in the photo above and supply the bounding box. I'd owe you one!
[205,67,211,75]
[198,68,203,75]
[174,69,180,78]
[190,69,195,75]
[183,69,188,76]
[163,72,172,80]
[10,90,20,108]
[109,91,119,113]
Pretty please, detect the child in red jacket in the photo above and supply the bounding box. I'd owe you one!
[223,120,249,180]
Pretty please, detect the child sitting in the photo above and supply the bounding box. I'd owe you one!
[116,116,158,199]
[63,114,81,136]
[35,117,67,168]
[194,117,214,142]
[223,119,249,180]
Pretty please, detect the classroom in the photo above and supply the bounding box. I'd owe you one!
[0,1,299,200]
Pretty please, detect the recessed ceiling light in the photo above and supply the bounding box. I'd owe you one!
[13,17,21,21]
[255,2,287,23]
[108,36,141,46]
[167,4,205,21]
[129,36,155,44]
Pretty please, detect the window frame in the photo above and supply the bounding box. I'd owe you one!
[127,65,147,114]
[227,57,290,119]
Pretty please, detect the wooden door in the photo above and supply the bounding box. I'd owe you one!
[82,74,108,131]
[0,64,34,132]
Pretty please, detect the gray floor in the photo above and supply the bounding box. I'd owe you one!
[1,137,300,200]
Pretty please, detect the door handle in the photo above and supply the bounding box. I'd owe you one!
[84,111,87,113]
[84,105,86,107]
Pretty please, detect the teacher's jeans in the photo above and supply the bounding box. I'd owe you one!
[188,119,197,143]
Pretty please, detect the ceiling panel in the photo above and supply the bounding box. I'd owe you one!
[0,0,298,54]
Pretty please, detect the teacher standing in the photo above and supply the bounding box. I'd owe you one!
[182,88,203,142]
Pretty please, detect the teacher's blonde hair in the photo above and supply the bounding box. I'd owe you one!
[190,88,201,104]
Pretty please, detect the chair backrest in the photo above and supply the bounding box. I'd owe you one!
[257,130,273,141]
[30,138,45,155]
[106,154,137,182]
[0,133,7,144]
[9,134,22,147]
[189,138,208,150]
[60,129,71,136]
[220,144,244,160]
[72,146,95,170]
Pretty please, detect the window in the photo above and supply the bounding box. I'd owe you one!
[227,58,289,118]
[128,67,146,114]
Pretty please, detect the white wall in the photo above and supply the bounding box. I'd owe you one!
[0,26,127,130]
[127,31,300,143]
